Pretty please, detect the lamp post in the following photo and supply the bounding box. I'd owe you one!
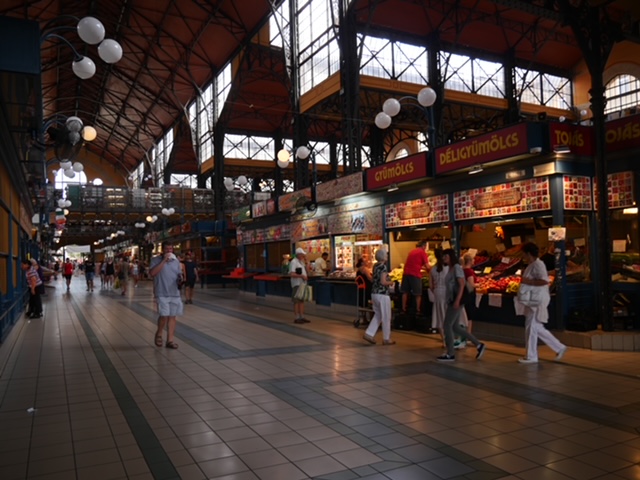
[374,85,438,166]
[277,146,317,209]
[41,15,123,80]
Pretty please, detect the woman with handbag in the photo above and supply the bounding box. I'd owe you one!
[517,242,567,364]
[363,249,395,345]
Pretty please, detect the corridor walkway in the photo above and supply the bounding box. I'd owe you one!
[1,277,640,480]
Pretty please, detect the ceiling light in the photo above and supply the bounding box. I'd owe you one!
[82,126,97,141]
[623,207,638,215]
[469,165,483,175]
[387,184,399,192]
[505,170,526,180]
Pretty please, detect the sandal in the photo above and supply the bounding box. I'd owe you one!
[165,341,179,349]
[154,335,163,347]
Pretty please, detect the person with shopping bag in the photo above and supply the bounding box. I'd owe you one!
[289,248,310,324]
[516,242,567,364]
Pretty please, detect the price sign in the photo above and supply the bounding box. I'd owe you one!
[483,267,492,274]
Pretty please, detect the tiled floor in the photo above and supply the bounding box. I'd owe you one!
[2,277,640,480]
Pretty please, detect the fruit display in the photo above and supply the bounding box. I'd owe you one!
[389,267,404,283]
[473,255,489,266]
[475,275,521,293]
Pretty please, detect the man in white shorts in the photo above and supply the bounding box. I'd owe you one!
[149,241,183,349]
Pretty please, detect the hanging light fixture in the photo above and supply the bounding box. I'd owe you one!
[82,126,97,142]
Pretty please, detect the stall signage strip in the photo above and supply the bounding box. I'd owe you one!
[252,200,267,218]
[290,218,329,241]
[605,115,640,153]
[329,207,383,236]
[385,194,450,228]
[365,152,428,190]
[562,176,593,210]
[549,123,593,156]
[316,173,363,202]
[454,178,550,220]
[435,123,529,174]
[593,171,635,210]
[232,206,251,224]
[278,187,312,212]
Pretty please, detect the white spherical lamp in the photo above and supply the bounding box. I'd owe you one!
[66,116,83,132]
[82,126,97,141]
[237,175,248,185]
[98,39,123,63]
[169,208,175,215]
[77,17,105,45]
[375,112,392,129]
[382,98,401,117]
[65,200,72,208]
[161,208,168,216]
[64,168,76,179]
[277,149,290,169]
[146,215,153,222]
[92,178,103,186]
[72,56,96,80]
[68,131,82,145]
[72,162,84,172]
[152,215,158,222]
[417,86,437,107]
[59,160,72,170]
[296,146,310,160]
[58,199,66,208]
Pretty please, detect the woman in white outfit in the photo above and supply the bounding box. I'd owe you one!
[429,250,449,343]
[517,242,567,364]
[363,249,395,345]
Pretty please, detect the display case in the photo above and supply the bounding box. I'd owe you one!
[333,234,382,274]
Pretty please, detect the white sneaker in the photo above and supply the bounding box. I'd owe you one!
[555,346,567,362]
[518,358,538,364]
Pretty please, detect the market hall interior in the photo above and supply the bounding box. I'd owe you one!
[2,279,640,480]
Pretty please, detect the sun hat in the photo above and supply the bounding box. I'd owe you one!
[295,248,306,255]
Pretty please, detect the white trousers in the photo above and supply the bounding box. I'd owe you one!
[366,294,392,341]
[524,311,565,361]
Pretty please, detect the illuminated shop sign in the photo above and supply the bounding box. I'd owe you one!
[435,123,529,174]
[549,123,593,156]
[366,152,428,190]
[605,115,640,152]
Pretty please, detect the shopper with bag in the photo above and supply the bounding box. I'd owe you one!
[290,248,310,324]
[437,249,486,362]
[516,242,567,364]
[363,249,395,345]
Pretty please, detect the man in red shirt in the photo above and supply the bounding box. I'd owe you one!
[401,240,430,315]
[63,258,74,291]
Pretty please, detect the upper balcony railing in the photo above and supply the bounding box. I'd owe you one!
[59,185,216,214]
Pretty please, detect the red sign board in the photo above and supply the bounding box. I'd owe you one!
[605,115,640,152]
[366,152,428,190]
[435,123,529,174]
[549,123,593,156]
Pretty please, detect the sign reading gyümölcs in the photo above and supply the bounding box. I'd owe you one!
[365,152,428,190]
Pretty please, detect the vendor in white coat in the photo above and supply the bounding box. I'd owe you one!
[517,242,567,364]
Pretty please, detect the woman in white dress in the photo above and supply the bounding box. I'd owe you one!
[429,250,449,344]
